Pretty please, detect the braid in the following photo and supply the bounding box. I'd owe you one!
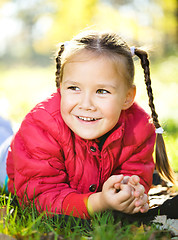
[134,50,160,127]
[55,44,64,88]
[135,48,175,183]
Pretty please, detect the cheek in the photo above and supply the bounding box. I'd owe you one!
[61,94,75,113]
[60,98,70,122]
[106,109,121,124]
[101,99,122,119]
[60,97,73,127]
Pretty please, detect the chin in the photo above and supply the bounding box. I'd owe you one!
[80,136,96,140]
[76,132,98,140]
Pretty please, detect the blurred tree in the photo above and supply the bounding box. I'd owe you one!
[102,0,132,5]
[34,0,98,54]
[0,0,177,64]
[155,0,178,50]
[0,0,10,8]
[0,0,54,63]
[16,0,57,58]
[101,0,178,53]
[0,0,98,64]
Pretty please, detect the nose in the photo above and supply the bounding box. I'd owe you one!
[79,92,96,111]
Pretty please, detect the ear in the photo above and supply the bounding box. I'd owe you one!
[122,85,136,110]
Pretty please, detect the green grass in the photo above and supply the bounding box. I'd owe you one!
[164,120,178,172]
[0,191,172,240]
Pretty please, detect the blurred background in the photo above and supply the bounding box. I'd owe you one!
[0,0,177,171]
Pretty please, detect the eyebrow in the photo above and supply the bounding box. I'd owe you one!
[62,80,117,90]
[96,83,117,90]
[62,80,79,85]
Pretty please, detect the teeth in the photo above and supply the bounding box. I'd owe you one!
[78,116,97,121]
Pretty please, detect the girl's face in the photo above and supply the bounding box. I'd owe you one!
[60,51,135,140]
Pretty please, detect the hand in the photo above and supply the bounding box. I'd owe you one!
[88,175,133,214]
[100,175,138,213]
[121,175,149,213]
[87,174,149,215]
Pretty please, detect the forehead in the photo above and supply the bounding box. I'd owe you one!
[62,49,128,81]
[64,51,114,73]
[64,48,124,63]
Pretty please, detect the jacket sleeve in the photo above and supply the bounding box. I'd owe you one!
[7,108,91,218]
[112,108,156,193]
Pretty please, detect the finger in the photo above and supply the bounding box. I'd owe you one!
[131,206,142,214]
[104,175,124,190]
[116,194,136,213]
[114,182,122,190]
[120,199,136,213]
[119,196,148,214]
[116,184,134,204]
[133,184,145,198]
[128,175,140,186]
[122,176,130,184]
[114,176,130,190]
[140,203,149,213]
[135,194,148,207]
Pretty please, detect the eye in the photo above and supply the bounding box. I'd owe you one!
[68,86,80,91]
[96,89,111,94]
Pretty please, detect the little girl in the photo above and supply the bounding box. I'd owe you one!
[3,30,174,219]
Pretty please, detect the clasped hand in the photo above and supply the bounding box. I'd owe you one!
[100,174,149,214]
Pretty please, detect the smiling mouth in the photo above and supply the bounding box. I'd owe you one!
[77,116,100,122]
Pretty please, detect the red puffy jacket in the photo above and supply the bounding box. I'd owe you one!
[7,89,155,219]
